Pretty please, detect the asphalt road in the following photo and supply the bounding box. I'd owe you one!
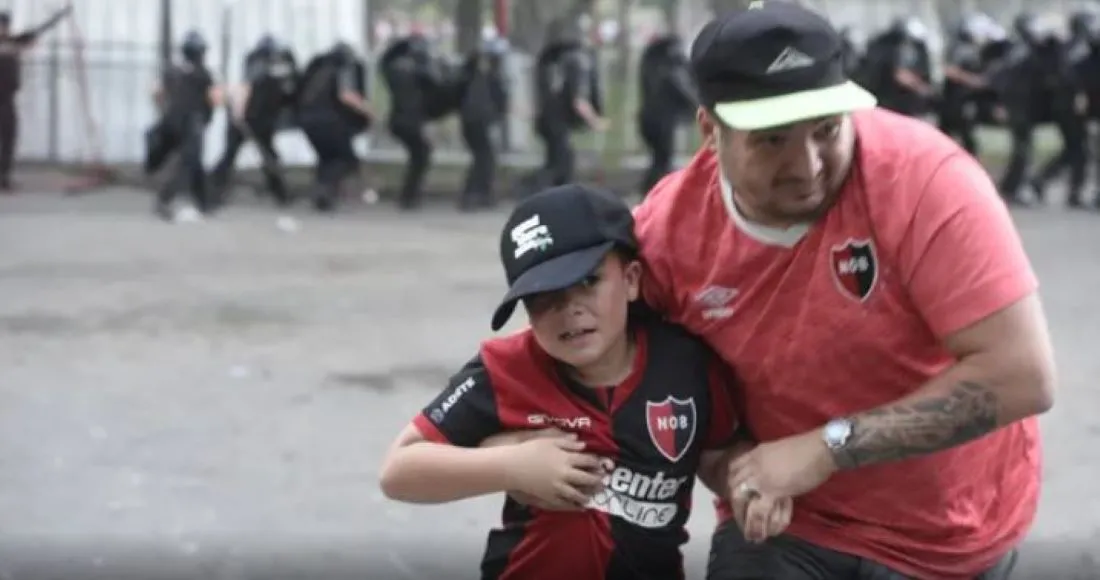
[1,188,1098,579]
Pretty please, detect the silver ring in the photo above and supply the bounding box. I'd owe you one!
[738,481,759,498]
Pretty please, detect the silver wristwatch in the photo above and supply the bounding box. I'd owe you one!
[822,417,854,451]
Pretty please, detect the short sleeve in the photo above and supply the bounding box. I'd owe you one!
[337,64,359,94]
[704,356,739,449]
[244,56,265,83]
[411,355,503,447]
[898,154,1039,339]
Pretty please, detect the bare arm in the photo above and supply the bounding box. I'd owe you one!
[379,424,518,503]
[943,65,986,89]
[833,294,1055,470]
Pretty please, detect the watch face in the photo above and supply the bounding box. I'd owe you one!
[825,419,851,447]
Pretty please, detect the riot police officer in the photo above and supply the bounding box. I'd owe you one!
[380,34,444,210]
[636,34,695,196]
[1030,12,1092,207]
[521,21,608,196]
[295,41,372,212]
[209,34,298,209]
[993,14,1087,206]
[457,38,509,211]
[0,4,70,191]
[1074,13,1100,206]
[939,14,998,155]
[877,17,935,117]
[151,31,221,221]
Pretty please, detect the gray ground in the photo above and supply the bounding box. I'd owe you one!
[1,187,1099,580]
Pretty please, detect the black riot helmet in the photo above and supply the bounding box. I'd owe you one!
[181,30,207,64]
[330,41,356,66]
[256,34,279,54]
[1013,12,1039,45]
[1069,11,1097,41]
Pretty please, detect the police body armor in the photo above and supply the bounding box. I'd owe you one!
[535,41,602,130]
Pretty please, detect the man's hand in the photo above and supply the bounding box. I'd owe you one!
[727,429,837,501]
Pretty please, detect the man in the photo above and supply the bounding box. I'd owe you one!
[633,3,1054,579]
[938,13,1000,155]
[0,3,71,191]
[380,34,443,210]
[151,31,221,221]
[1074,13,1100,207]
[636,34,697,197]
[993,14,1086,206]
[457,38,509,211]
[860,17,934,117]
[209,34,298,210]
[295,41,372,212]
[520,21,608,196]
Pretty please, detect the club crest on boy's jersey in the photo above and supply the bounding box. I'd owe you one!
[645,396,697,463]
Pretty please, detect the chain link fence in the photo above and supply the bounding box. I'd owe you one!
[7,0,1086,172]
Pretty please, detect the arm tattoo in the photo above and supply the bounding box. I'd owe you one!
[834,381,1000,470]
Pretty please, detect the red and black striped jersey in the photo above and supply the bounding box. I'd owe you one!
[411,315,738,580]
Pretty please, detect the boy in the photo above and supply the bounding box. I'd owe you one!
[379,184,788,579]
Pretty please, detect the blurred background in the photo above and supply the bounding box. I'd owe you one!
[2,0,1084,188]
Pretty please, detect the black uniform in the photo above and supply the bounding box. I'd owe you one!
[939,24,987,154]
[1030,20,1091,206]
[457,39,509,210]
[637,35,696,196]
[210,36,297,208]
[295,42,368,212]
[0,7,70,190]
[876,19,933,117]
[523,40,601,195]
[993,16,1085,206]
[154,31,216,219]
[1075,17,1100,205]
[380,35,448,210]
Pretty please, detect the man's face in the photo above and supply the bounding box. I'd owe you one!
[524,252,641,370]
[697,108,856,226]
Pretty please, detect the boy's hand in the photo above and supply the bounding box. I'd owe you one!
[731,490,793,543]
[504,435,605,511]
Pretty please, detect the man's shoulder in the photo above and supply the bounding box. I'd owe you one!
[633,148,721,248]
[637,310,714,359]
[852,109,966,204]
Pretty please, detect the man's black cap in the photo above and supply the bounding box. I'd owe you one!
[689,0,875,130]
[491,184,637,331]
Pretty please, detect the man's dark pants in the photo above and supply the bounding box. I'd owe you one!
[706,520,1018,580]
[299,110,358,211]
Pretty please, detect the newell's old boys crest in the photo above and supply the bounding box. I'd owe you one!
[645,397,697,463]
[830,238,878,301]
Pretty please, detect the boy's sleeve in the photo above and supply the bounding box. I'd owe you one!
[703,355,740,449]
[411,354,503,447]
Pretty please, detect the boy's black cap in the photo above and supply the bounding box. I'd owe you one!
[491,184,637,331]
[689,0,875,131]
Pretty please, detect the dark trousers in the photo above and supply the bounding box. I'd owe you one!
[639,115,676,196]
[299,111,358,211]
[1032,113,1087,205]
[0,99,16,186]
[210,117,289,207]
[389,117,432,208]
[999,115,1035,202]
[706,519,1018,580]
[535,115,574,187]
[938,102,979,156]
[157,117,209,213]
[460,118,496,207]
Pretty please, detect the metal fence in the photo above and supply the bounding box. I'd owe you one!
[6,0,1086,171]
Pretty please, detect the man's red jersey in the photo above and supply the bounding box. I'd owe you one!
[633,109,1041,579]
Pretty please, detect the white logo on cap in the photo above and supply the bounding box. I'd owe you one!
[766,46,814,74]
[511,215,554,259]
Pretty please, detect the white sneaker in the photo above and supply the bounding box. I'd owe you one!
[173,206,204,224]
[275,215,300,233]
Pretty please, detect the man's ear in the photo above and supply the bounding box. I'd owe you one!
[697,107,718,150]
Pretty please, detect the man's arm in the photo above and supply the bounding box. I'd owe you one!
[832,154,1055,470]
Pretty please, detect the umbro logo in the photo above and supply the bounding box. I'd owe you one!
[766,46,814,74]
[694,285,738,320]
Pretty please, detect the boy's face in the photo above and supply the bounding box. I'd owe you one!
[524,252,642,370]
